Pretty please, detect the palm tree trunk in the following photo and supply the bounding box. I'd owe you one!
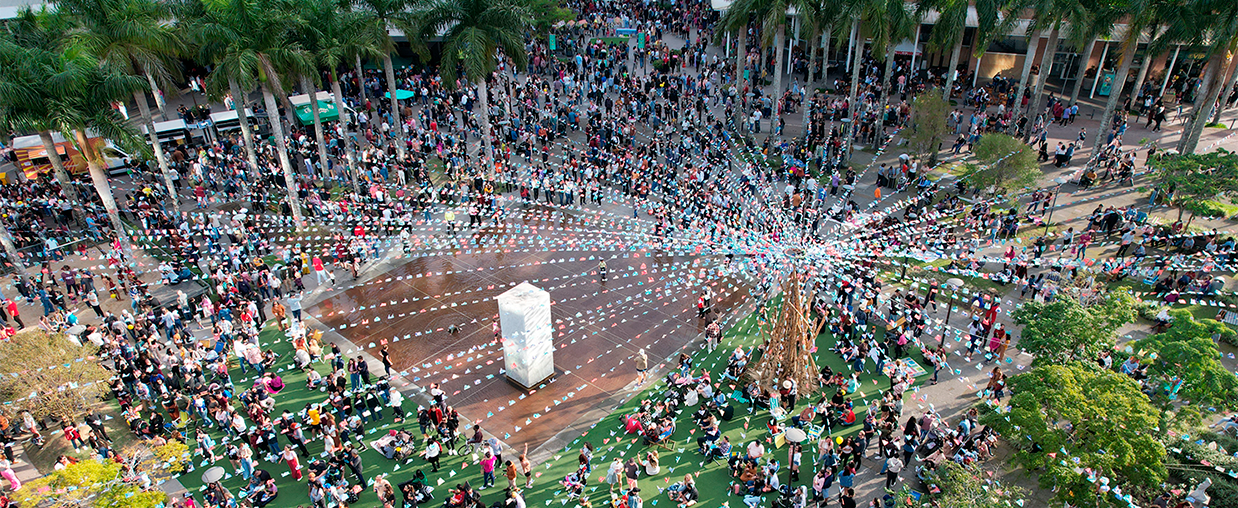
[880,47,895,103]
[736,30,747,91]
[262,82,304,226]
[806,32,819,87]
[1092,32,1137,155]
[773,23,786,118]
[1028,25,1060,141]
[134,90,180,213]
[1181,51,1232,154]
[230,77,262,182]
[1211,55,1238,125]
[1069,38,1097,104]
[847,19,863,160]
[478,76,493,164]
[145,71,167,118]
[355,55,368,105]
[39,131,79,204]
[1010,29,1042,134]
[0,221,26,287]
[382,54,407,169]
[302,76,331,180]
[330,72,362,196]
[942,37,963,102]
[74,129,130,258]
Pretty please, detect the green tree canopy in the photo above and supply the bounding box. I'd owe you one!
[1157,149,1238,221]
[982,363,1166,508]
[0,329,112,422]
[908,89,949,164]
[1011,289,1137,366]
[14,459,166,508]
[1132,308,1238,409]
[963,133,1041,193]
[919,460,1028,508]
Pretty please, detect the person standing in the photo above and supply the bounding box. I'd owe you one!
[4,299,23,329]
[480,450,497,489]
[312,256,334,286]
[425,437,442,472]
[504,460,519,491]
[884,455,903,490]
[520,445,533,488]
[635,349,649,385]
[381,345,392,377]
[85,291,104,318]
[345,444,367,487]
[282,445,302,481]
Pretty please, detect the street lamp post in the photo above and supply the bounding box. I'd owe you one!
[939,277,964,348]
[1043,176,1071,235]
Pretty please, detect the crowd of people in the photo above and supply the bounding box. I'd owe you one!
[2,0,1238,506]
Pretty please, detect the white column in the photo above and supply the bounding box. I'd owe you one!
[908,25,921,75]
[1091,41,1110,98]
[846,21,858,73]
[497,282,555,389]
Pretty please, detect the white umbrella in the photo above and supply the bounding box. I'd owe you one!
[784,428,807,443]
[202,466,226,484]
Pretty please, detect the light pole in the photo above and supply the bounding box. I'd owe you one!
[1043,176,1071,234]
[939,277,964,348]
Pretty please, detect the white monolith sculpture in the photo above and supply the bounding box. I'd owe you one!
[497,282,555,389]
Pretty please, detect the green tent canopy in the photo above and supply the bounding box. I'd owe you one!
[384,89,415,100]
[295,100,339,126]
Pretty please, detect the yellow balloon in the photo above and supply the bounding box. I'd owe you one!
[835,437,843,444]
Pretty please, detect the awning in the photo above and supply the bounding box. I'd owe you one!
[384,89,415,100]
[295,100,339,126]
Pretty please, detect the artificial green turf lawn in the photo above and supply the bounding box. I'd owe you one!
[175,301,928,508]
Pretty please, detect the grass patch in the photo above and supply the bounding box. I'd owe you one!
[1206,122,1227,129]
[172,302,929,508]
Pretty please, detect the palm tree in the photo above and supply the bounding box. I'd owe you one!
[756,0,803,118]
[1017,0,1088,139]
[356,0,413,169]
[1178,0,1238,153]
[1090,0,1171,155]
[59,0,186,213]
[190,0,313,225]
[413,0,534,162]
[297,0,385,195]
[0,8,82,206]
[18,41,146,253]
[715,0,755,98]
[840,0,916,157]
[920,0,1009,102]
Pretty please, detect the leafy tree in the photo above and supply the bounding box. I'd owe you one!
[917,460,1028,508]
[908,89,949,165]
[1011,289,1136,366]
[526,0,573,38]
[14,459,166,508]
[61,0,185,213]
[0,329,112,421]
[1157,149,1238,223]
[0,8,83,205]
[189,0,314,225]
[1132,308,1238,409]
[962,133,1041,193]
[982,363,1166,508]
[413,0,534,160]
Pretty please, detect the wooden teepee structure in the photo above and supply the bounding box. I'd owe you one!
[748,273,826,396]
